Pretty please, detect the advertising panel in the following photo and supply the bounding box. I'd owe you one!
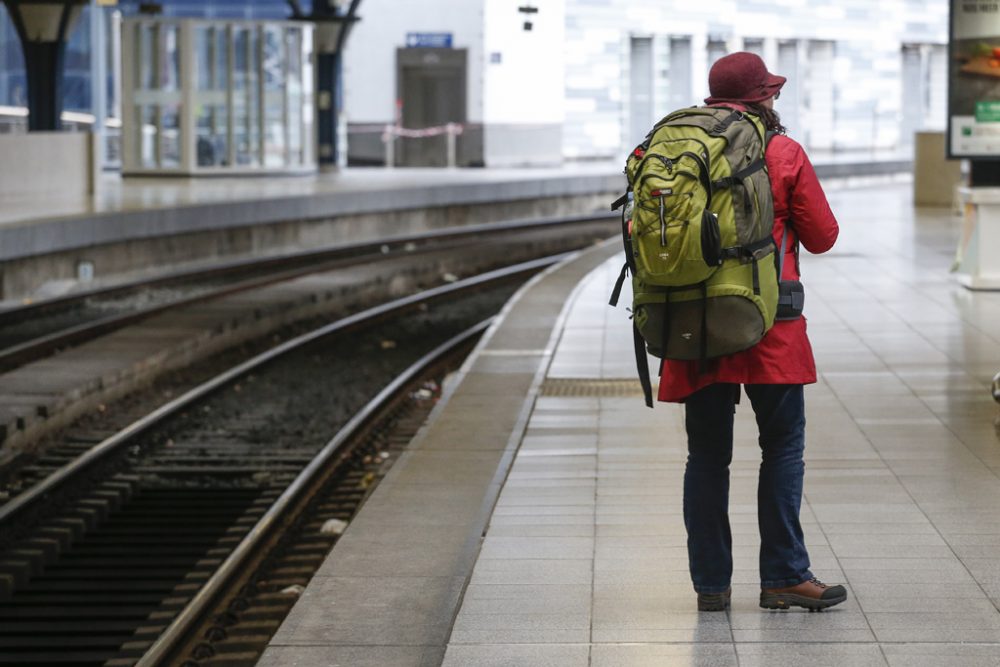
[951,0,1000,157]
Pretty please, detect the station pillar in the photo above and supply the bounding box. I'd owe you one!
[3,0,87,131]
[309,0,360,169]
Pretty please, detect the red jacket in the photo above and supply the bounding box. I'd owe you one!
[657,128,839,403]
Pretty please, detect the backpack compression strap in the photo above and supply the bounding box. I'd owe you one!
[712,158,766,190]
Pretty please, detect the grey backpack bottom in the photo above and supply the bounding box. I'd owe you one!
[635,295,767,361]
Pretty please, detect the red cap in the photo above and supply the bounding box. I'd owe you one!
[704,52,786,105]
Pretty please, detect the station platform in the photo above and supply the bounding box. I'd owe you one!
[0,165,620,301]
[259,183,1000,666]
[0,155,908,302]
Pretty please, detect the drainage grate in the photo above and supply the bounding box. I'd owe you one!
[540,378,657,397]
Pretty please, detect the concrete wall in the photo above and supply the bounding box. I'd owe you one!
[0,132,98,199]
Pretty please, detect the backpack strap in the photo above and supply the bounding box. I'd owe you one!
[611,191,629,211]
[776,222,802,277]
[698,281,709,370]
[712,158,766,190]
[608,191,637,307]
[710,109,745,135]
[658,287,672,379]
[634,323,654,408]
[777,225,789,278]
[719,235,774,262]
[609,263,628,307]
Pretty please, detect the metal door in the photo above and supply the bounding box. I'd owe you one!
[396,47,466,166]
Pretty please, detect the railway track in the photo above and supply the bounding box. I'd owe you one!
[0,214,613,374]
[0,257,559,666]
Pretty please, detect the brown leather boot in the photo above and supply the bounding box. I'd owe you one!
[697,588,731,611]
[760,577,847,611]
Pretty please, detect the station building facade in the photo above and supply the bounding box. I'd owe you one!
[0,0,950,168]
[343,0,950,166]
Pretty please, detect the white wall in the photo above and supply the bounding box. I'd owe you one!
[482,0,564,126]
[481,0,565,165]
[341,0,485,124]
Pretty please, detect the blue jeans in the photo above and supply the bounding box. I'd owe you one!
[683,383,813,593]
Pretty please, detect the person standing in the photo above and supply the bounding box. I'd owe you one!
[657,52,846,612]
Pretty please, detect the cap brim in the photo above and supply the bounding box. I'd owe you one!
[764,72,787,93]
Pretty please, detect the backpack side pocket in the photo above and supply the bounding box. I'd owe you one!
[700,210,721,267]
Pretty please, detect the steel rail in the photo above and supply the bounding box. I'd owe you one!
[0,254,565,526]
[136,318,491,667]
[0,213,612,373]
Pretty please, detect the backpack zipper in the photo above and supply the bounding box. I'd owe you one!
[647,136,711,166]
[639,169,699,190]
[659,195,666,246]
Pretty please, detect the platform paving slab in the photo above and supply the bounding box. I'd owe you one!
[439,187,1000,664]
[259,185,1000,666]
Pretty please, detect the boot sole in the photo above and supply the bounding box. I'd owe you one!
[759,591,847,611]
[697,593,731,612]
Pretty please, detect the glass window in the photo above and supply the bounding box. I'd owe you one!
[138,23,156,89]
[233,26,260,166]
[196,104,229,166]
[195,26,212,91]
[160,104,181,167]
[263,26,285,167]
[286,28,303,165]
[161,24,180,92]
[139,105,157,168]
[216,26,229,90]
[263,26,283,91]
[196,26,212,90]
[301,27,314,126]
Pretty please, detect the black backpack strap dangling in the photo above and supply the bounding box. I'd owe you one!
[658,288,672,377]
[698,281,709,374]
[609,263,628,307]
[611,191,630,211]
[634,323,654,408]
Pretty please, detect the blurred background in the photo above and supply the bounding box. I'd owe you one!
[0,0,950,173]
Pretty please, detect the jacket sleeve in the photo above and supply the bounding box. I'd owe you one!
[786,142,839,255]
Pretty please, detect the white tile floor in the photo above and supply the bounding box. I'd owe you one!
[443,184,1000,665]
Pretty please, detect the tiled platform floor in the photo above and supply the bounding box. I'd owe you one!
[443,185,1000,666]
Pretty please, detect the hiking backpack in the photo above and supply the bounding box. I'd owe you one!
[609,107,779,407]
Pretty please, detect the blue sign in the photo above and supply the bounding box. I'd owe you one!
[406,32,453,49]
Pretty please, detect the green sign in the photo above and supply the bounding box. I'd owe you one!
[975,101,1000,122]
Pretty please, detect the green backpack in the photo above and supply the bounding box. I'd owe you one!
[609,107,779,407]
